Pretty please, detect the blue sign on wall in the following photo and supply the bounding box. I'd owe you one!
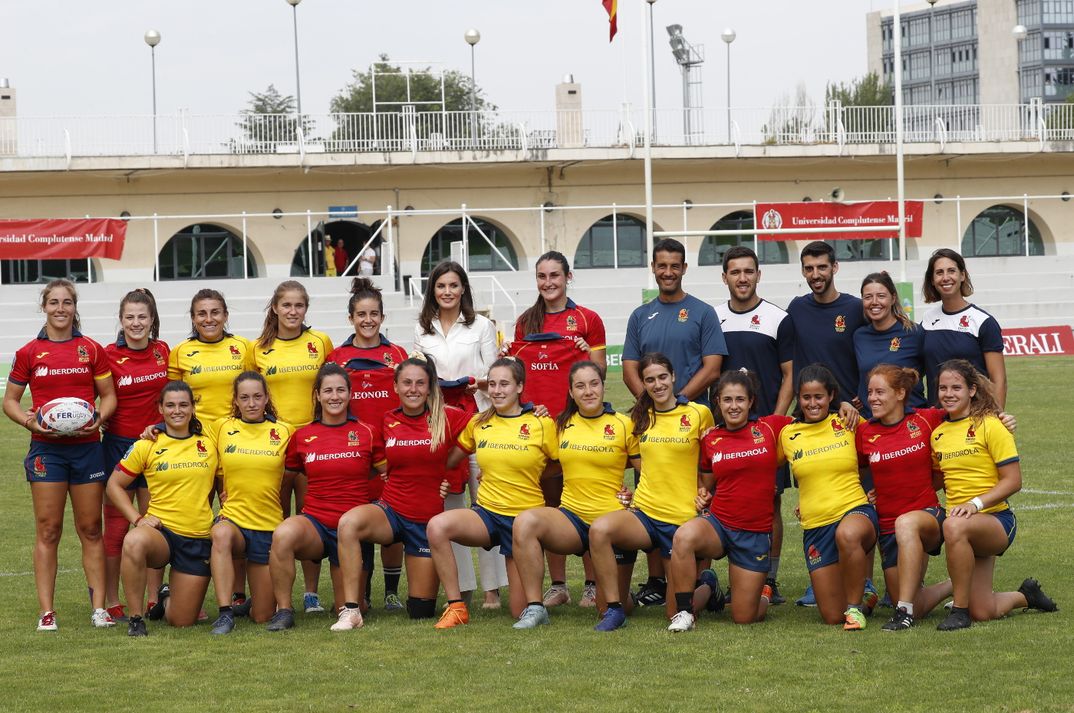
[328,205,359,218]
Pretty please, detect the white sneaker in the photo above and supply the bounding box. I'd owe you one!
[37,611,57,632]
[542,584,571,607]
[330,607,364,632]
[579,582,597,608]
[91,608,115,628]
[667,610,695,633]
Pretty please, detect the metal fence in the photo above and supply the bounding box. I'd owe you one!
[5,101,1074,159]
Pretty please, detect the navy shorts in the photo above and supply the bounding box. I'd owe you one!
[701,511,772,573]
[24,440,106,485]
[213,516,273,565]
[102,432,146,490]
[557,507,591,554]
[160,525,211,577]
[802,504,879,573]
[376,501,431,557]
[473,505,516,559]
[631,508,678,559]
[878,506,945,570]
[991,508,1017,555]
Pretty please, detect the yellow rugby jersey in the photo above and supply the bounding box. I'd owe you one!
[215,417,295,531]
[254,328,333,427]
[932,415,1018,514]
[168,335,255,425]
[457,406,558,517]
[117,431,218,538]
[558,407,639,525]
[780,416,867,529]
[632,401,715,526]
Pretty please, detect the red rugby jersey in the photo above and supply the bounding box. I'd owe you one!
[380,405,472,523]
[328,335,406,427]
[10,330,111,444]
[284,418,385,529]
[514,300,607,349]
[700,414,792,532]
[508,333,588,417]
[856,408,944,533]
[105,337,170,438]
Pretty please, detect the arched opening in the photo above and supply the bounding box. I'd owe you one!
[961,205,1045,257]
[1,258,98,284]
[157,223,257,280]
[573,213,650,269]
[420,217,520,276]
[290,220,379,277]
[697,211,789,266]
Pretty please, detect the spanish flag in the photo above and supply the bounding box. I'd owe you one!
[603,0,618,41]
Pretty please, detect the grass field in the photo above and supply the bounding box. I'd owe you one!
[0,358,1072,712]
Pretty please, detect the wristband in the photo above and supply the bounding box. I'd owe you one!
[971,496,985,511]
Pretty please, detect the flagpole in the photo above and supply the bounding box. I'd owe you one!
[642,0,655,290]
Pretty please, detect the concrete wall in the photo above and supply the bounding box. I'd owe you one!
[977,0,1020,104]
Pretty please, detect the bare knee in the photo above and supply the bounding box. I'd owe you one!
[36,521,63,547]
[943,517,970,543]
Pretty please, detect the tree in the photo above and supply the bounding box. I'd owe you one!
[763,82,818,144]
[330,54,497,114]
[234,84,315,153]
[824,72,893,140]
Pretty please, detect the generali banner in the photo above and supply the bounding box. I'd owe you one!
[0,219,126,260]
[754,201,924,241]
[1002,326,1074,357]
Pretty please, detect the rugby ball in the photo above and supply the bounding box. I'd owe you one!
[37,397,97,434]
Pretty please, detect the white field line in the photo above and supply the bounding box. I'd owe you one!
[1021,489,1074,496]
[0,567,81,578]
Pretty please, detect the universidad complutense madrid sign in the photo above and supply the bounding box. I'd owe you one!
[0,219,126,260]
[753,201,924,241]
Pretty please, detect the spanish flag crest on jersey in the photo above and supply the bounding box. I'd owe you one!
[519,423,531,440]
[603,423,616,440]
[830,418,844,434]
[679,414,691,431]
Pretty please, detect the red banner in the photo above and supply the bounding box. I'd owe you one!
[0,219,126,260]
[1002,326,1074,357]
[754,201,923,241]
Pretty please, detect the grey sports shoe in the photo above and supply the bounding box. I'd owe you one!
[266,608,295,632]
[512,604,550,629]
[210,612,235,635]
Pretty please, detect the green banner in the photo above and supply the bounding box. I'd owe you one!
[605,345,624,373]
[896,281,915,321]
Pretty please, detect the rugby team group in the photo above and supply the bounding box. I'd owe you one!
[3,238,1059,637]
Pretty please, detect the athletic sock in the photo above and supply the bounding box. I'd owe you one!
[767,557,780,579]
[848,603,864,613]
[606,601,623,610]
[233,591,246,601]
[584,580,596,586]
[218,605,232,616]
[674,593,693,613]
[527,601,542,608]
[897,601,914,616]
[344,601,361,610]
[383,566,402,595]
[646,576,666,587]
[551,580,566,587]
[447,599,464,606]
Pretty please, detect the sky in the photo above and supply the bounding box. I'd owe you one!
[0,1,885,119]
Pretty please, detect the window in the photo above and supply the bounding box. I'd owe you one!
[697,211,788,266]
[574,214,647,269]
[961,205,1045,257]
[1,258,91,284]
[420,218,519,275]
[157,223,256,280]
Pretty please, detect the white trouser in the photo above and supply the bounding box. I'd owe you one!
[442,454,508,593]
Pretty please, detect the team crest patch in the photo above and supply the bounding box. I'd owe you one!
[566,315,578,331]
[196,439,209,457]
[751,425,765,444]
[269,428,282,445]
[519,423,531,440]
[382,352,395,366]
[807,544,822,567]
[750,314,761,328]
[679,414,691,432]
[307,342,319,358]
[677,309,689,323]
[907,420,921,438]
[31,455,47,478]
[830,418,844,434]
[153,348,165,365]
[959,315,971,329]
[603,423,616,440]
[965,424,976,443]
[77,344,90,363]
[229,345,242,359]
[834,315,846,333]
[348,430,361,447]
[889,337,901,352]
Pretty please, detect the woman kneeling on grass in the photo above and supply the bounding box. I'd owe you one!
[931,359,1057,631]
[510,361,637,628]
[427,357,559,629]
[107,381,216,637]
[778,364,876,631]
[266,363,385,631]
[331,356,471,630]
[588,353,715,632]
[667,370,792,631]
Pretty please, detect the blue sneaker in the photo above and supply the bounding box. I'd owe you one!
[303,592,324,614]
[594,607,627,632]
[863,579,880,615]
[796,585,817,607]
[210,612,235,635]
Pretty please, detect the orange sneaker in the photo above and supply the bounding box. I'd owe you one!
[434,602,470,630]
[760,584,773,602]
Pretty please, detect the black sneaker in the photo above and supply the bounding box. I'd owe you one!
[882,606,915,631]
[634,579,667,607]
[1018,578,1058,613]
[936,607,972,631]
[232,597,252,618]
[765,578,786,605]
[127,616,148,637]
[146,584,169,621]
[266,608,295,632]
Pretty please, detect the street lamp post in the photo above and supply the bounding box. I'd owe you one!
[1013,24,1028,103]
[286,0,303,120]
[721,28,736,143]
[464,29,481,145]
[144,30,161,154]
[643,0,656,290]
[927,0,937,104]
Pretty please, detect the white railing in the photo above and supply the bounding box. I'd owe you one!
[5,102,1074,159]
